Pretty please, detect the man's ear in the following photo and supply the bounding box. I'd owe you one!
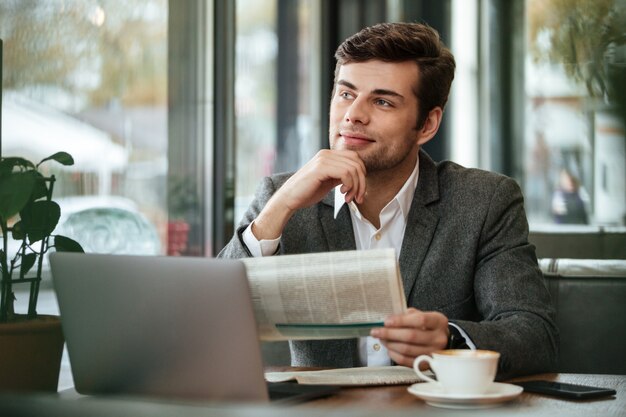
[416,107,443,146]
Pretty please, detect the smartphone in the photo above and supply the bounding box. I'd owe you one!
[516,380,616,400]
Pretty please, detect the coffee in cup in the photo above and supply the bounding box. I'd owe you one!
[413,349,500,395]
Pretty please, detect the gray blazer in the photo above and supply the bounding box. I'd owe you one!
[219,150,559,378]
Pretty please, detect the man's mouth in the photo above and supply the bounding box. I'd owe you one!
[339,131,374,146]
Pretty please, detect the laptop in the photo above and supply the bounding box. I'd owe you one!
[50,253,338,403]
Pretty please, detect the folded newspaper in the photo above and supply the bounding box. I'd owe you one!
[241,248,406,341]
[265,366,423,386]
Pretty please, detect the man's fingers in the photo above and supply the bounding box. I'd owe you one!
[386,350,414,368]
[370,309,450,363]
[314,153,366,203]
[385,309,448,331]
[277,149,367,210]
[374,326,448,347]
[381,340,434,360]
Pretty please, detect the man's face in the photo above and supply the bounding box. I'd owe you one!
[329,60,421,172]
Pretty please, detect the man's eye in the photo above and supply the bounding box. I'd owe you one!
[375,99,391,106]
[340,91,353,99]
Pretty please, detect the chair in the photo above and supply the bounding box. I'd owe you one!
[539,258,626,374]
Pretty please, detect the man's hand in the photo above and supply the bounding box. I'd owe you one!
[370,308,449,367]
[252,149,367,240]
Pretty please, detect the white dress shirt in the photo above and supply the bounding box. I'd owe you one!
[332,157,420,366]
[242,154,474,366]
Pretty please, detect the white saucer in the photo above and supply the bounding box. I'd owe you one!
[407,382,523,409]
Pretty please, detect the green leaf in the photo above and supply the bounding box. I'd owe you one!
[20,253,38,277]
[30,172,50,201]
[38,152,74,167]
[0,157,36,177]
[54,235,84,253]
[20,200,61,244]
[11,221,25,240]
[0,172,37,219]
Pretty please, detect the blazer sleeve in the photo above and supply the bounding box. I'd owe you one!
[217,176,279,259]
[453,176,559,379]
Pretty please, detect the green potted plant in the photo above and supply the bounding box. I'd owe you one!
[0,152,84,392]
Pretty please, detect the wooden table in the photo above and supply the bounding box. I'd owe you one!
[280,369,626,416]
[1,372,624,417]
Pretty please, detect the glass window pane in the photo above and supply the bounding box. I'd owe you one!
[1,0,168,254]
[235,0,277,221]
[234,0,321,223]
[524,0,626,227]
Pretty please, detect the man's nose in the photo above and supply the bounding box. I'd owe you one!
[344,98,369,124]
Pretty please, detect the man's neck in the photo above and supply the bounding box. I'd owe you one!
[355,153,418,229]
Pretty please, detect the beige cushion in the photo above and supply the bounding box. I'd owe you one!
[539,258,626,277]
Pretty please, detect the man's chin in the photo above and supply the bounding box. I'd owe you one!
[332,146,369,163]
[331,142,370,153]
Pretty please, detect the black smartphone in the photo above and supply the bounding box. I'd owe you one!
[516,380,616,400]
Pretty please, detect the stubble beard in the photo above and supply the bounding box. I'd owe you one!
[329,129,417,173]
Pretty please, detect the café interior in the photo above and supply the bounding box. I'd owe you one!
[1,0,625,416]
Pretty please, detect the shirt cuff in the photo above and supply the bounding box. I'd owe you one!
[448,322,477,350]
[241,221,280,257]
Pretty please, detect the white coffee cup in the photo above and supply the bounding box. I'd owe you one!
[413,349,500,395]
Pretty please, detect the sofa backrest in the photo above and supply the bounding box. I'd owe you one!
[540,258,626,375]
[531,227,626,259]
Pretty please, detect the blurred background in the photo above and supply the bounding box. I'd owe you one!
[1,0,625,259]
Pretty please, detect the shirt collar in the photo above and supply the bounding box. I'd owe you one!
[333,154,420,219]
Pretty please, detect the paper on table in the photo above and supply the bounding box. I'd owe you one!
[265,366,428,386]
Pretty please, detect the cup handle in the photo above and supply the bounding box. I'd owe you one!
[413,355,438,384]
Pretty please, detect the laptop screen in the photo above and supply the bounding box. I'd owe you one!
[50,253,269,402]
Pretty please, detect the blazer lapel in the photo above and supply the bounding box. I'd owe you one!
[319,190,357,252]
[399,150,440,299]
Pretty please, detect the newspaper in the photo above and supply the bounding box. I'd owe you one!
[241,248,406,341]
[265,366,424,386]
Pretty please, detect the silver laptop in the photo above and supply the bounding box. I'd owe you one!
[50,253,271,402]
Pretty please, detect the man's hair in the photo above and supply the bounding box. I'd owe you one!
[334,22,456,129]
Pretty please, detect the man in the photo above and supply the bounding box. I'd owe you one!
[219,22,558,378]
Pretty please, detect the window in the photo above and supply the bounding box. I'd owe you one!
[1,0,168,253]
[524,0,626,227]
[234,0,322,223]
